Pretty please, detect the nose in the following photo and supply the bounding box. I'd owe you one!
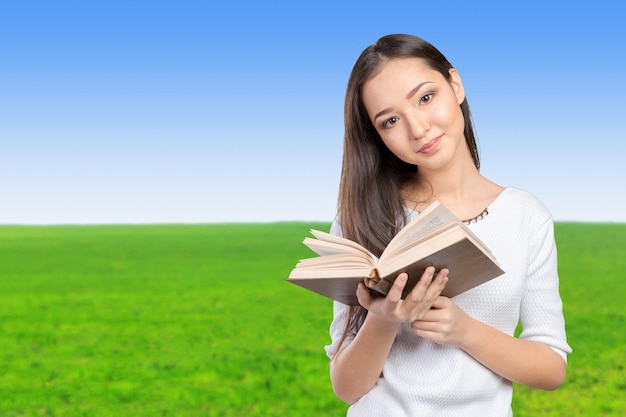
[407,110,429,140]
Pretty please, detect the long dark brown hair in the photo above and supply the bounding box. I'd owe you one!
[334,34,480,354]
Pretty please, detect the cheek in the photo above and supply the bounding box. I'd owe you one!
[379,129,409,153]
[379,135,416,164]
[434,102,465,132]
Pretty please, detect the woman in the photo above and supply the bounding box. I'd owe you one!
[325,34,571,416]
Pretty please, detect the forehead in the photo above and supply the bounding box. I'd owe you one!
[365,58,442,92]
[374,57,434,76]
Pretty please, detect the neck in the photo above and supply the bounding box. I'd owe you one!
[424,167,483,203]
[406,159,502,220]
[414,150,482,199]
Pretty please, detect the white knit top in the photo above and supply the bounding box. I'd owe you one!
[324,188,572,416]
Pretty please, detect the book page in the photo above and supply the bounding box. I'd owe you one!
[380,221,458,262]
[295,253,373,268]
[289,253,374,278]
[303,238,376,264]
[382,201,458,260]
[309,229,371,253]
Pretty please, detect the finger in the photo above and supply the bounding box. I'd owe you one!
[406,267,435,303]
[411,317,440,331]
[386,272,408,303]
[411,320,424,331]
[424,268,449,297]
[429,295,449,310]
[413,305,442,322]
[411,320,432,333]
[411,309,446,331]
[355,282,373,308]
[417,266,436,289]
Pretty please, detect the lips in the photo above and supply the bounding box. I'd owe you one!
[418,135,442,154]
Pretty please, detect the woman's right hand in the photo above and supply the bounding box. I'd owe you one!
[356,266,449,324]
[331,266,448,404]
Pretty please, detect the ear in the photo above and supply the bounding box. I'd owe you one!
[448,68,465,105]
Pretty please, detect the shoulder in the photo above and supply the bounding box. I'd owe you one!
[493,187,553,224]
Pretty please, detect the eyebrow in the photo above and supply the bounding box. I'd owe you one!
[373,81,434,122]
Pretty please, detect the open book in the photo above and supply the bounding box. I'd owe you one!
[287,201,504,305]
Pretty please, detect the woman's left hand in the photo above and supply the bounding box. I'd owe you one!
[410,296,473,347]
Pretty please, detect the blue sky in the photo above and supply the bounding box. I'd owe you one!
[1,1,625,224]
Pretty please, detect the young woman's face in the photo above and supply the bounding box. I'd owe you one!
[362,58,467,171]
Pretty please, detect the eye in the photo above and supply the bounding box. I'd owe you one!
[382,116,399,129]
[420,93,434,104]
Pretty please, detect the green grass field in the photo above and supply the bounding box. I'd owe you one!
[0,222,624,416]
